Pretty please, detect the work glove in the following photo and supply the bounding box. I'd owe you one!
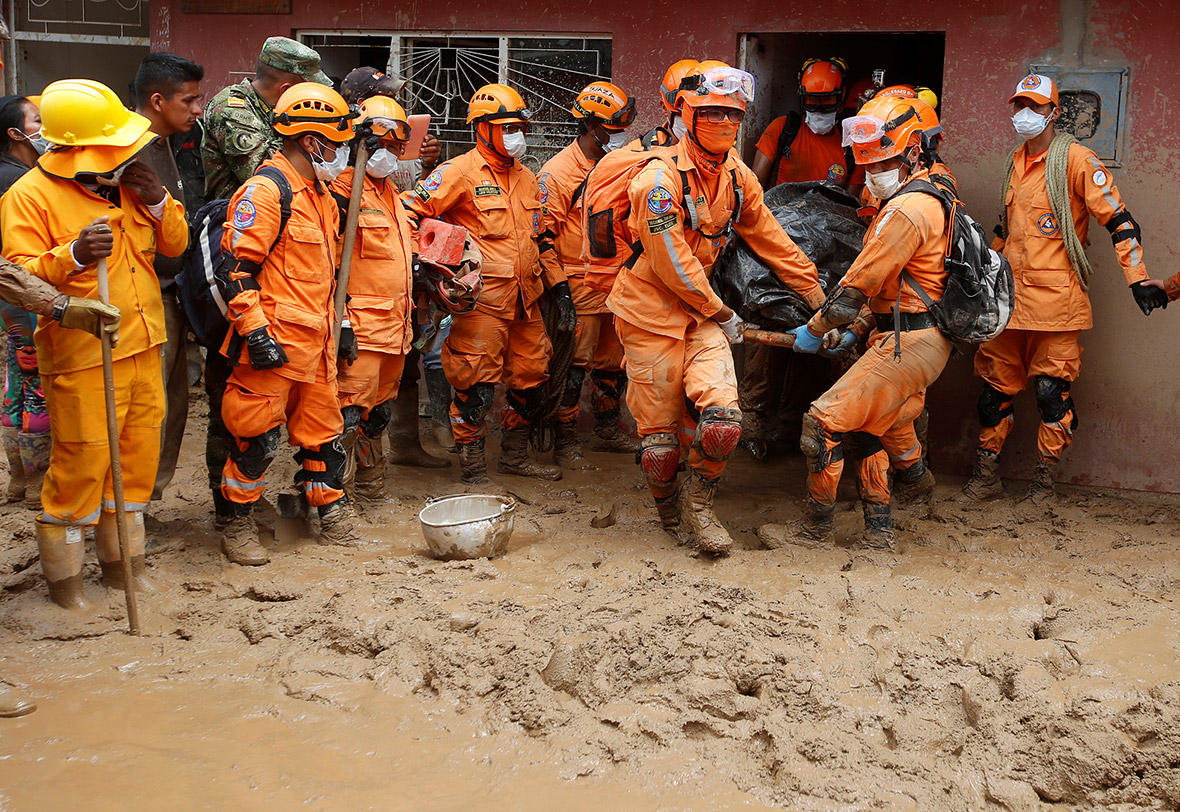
[819,328,859,359]
[552,280,577,333]
[717,311,745,345]
[55,295,121,347]
[790,323,825,354]
[338,320,358,365]
[1130,280,1168,315]
[246,325,288,370]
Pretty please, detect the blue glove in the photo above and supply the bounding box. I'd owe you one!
[820,329,860,359]
[790,324,824,354]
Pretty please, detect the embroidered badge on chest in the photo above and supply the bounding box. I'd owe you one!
[1037,213,1059,236]
[827,164,846,183]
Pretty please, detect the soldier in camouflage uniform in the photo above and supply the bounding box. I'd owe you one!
[200,36,331,525]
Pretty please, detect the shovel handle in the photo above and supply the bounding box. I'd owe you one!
[742,327,797,349]
[333,140,370,350]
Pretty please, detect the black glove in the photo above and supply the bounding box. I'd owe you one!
[246,326,288,370]
[1131,281,1168,316]
[338,321,358,365]
[552,280,577,333]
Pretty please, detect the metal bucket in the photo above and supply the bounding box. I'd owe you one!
[418,494,516,560]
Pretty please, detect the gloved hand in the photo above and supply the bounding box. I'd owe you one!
[790,323,825,354]
[246,325,288,370]
[819,328,859,359]
[552,280,577,333]
[338,320,358,365]
[717,311,745,344]
[55,295,121,346]
[1131,280,1168,315]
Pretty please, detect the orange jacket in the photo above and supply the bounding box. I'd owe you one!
[999,141,1147,331]
[222,151,341,383]
[839,168,948,317]
[755,115,864,188]
[330,168,413,355]
[607,140,823,340]
[0,168,187,376]
[539,141,607,314]
[405,147,564,320]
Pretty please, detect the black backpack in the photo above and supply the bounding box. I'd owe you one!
[176,165,292,349]
[894,174,1015,344]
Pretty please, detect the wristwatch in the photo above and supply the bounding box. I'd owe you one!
[51,295,70,323]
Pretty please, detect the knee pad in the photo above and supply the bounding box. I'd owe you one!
[454,383,495,425]
[800,412,842,473]
[229,426,281,480]
[361,399,392,437]
[341,404,364,433]
[295,438,347,490]
[977,384,1014,428]
[694,405,743,462]
[1034,376,1076,425]
[506,387,544,423]
[590,369,627,402]
[638,432,681,486]
[562,366,587,410]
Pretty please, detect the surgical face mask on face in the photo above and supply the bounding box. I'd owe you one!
[311,140,350,182]
[605,130,628,152]
[501,130,528,159]
[671,115,687,141]
[1012,107,1050,139]
[365,147,400,179]
[864,167,902,200]
[18,129,49,156]
[805,110,838,135]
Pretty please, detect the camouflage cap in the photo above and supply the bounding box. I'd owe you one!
[340,67,406,105]
[259,36,331,86]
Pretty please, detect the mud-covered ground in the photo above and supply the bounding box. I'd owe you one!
[3,388,1180,811]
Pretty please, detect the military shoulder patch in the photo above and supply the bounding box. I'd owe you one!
[226,97,247,108]
[648,213,677,234]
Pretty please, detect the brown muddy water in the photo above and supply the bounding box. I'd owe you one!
[3,398,1180,810]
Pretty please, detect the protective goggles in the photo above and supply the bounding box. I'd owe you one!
[694,67,756,103]
[841,107,917,148]
[365,116,410,141]
[573,94,636,129]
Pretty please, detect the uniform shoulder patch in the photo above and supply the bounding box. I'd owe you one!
[537,177,549,205]
[647,212,677,234]
[532,211,542,233]
[1092,169,1108,187]
[232,198,257,229]
[226,97,247,108]
[646,186,674,215]
[422,168,444,192]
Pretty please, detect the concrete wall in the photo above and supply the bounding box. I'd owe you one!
[155,0,1180,492]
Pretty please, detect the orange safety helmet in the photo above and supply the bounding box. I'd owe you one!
[571,81,635,129]
[358,95,410,141]
[841,95,935,165]
[875,83,940,110]
[467,83,531,124]
[679,65,755,114]
[273,83,356,143]
[799,58,847,106]
[697,59,731,73]
[660,59,701,112]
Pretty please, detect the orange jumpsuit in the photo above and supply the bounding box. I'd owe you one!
[220,152,345,509]
[806,168,952,509]
[539,141,626,426]
[608,141,823,497]
[0,168,187,525]
[975,141,1147,462]
[755,115,864,188]
[405,144,563,444]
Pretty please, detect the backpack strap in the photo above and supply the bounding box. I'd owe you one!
[767,111,802,187]
[255,165,294,254]
[570,174,590,212]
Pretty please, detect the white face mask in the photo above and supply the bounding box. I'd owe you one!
[671,115,687,141]
[805,110,838,135]
[865,167,903,201]
[501,130,528,159]
[605,130,628,152]
[19,129,49,156]
[365,147,400,179]
[1012,107,1050,139]
[311,140,349,182]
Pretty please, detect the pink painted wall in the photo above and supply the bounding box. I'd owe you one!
[154,0,1180,492]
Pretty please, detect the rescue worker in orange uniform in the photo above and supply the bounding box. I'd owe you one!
[608,66,825,554]
[406,83,573,484]
[1,79,188,608]
[539,81,639,467]
[961,74,1160,504]
[329,96,415,502]
[217,83,358,565]
[760,95,952,551]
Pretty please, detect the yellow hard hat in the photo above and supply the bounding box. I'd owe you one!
[39,79,151,147]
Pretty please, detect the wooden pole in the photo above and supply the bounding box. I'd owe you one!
[742,327,797,349]
[333,140,369,349]
[96,257,140,636]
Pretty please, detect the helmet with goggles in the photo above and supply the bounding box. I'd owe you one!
[799,58,847,110]
[680,66,756,114]
[660,59,701,112]
[467,83,531,125]
[842,95,937,165]
[571,81,635,129]
[357,95,410,142]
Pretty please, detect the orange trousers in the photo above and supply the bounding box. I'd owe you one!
[616,317,737,494]
[557,312,626,424]
[337,349,405,416]
[973,328,1081,462]
[39,349,164,525]
[221,362,345,508]
[808,327,951,507]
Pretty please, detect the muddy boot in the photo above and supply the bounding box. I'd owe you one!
[961,448,1002,502]
[339,425,359,501]
[34,520,92,611]
[893,461,935,505]
[2,426,25,504]
[589,411,639,454]
[654,487,690,545]
[861,503,895,551]
[19,431,50,511]
[1022,459,1058,505]
[458,439,490,485]
[212,491,235,532]
[424,367,456,453]
[554,420,586,469]
[221,508,269,566]
[387,383,450,469]
[95,510,156,593]
[354,431,387,502]
[0,688,36,718]
[318,499,363,547]
[758,499,835,550]
[498,428,562,481]
[681,474,732,554]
